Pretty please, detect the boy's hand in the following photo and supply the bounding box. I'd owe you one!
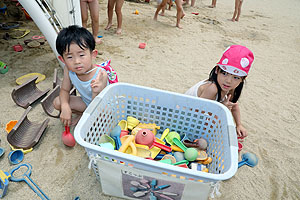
[91,70,107,96]
[236,124,248,138]
[222,94,236,110]
[60,105,72,127]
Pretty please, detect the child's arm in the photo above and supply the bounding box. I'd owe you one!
[90,70,108,100]
[59,67,73,126]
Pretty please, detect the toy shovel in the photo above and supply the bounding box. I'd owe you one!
[238,152,258,168]
[173,138,198,161]
[62,126,76,147]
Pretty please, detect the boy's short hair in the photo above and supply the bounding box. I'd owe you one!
[56,25,95,56]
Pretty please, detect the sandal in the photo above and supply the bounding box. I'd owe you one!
[0,22,20,30]
[10,29,30,39]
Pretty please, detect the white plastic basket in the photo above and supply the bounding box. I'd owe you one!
[74,83,238,183]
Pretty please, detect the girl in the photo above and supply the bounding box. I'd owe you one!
[185,45,254,138]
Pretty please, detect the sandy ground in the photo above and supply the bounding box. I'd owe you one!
[0,0,300,199]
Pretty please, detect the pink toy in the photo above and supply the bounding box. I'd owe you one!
[135,129,172,152]
[62,126,76,147]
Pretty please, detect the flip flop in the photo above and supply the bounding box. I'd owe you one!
[0,22,20,30]
[10,29,30,39]
[16,73,46,85]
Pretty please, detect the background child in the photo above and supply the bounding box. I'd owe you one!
[209,0,216,8]
[80,0,102,44]
[185,45,254,138]
[53,25,115,127]
[154,0,185,29]
[105,0,124,34]
[232,0,243,21]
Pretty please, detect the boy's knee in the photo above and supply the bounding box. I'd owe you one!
[53,96,61,110]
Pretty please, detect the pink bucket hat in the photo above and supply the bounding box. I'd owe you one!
[217,45,254,76]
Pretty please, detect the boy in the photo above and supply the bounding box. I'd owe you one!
[80,0,102,44]
[53,25,110,126]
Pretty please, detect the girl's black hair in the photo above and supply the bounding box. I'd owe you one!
[56,25,95,56]
[208,66,245,103]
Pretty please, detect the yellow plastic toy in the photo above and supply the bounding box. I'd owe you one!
[16,73,46,85]
[118,120,128,131]
[135,123,160,135]
[127,116,140,130]
[150,128,169,159]
[119,135,136,156]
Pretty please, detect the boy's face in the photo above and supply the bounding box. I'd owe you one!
[59,43,97,75]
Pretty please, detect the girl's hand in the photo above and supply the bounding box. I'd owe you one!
[91,70,107,95]
[60,106,72,127]
[222,94,236,110]
[236,124,248,138]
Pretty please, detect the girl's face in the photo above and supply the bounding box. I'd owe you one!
[216,68,244,92]
[60,43,97,75]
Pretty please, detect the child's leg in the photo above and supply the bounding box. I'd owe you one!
[175,0,184,29]
[231,0,239,21]
[88,0,101,44]
[235,0,243,21]
[115,0,124,34]
[80,0,88,28]
[105,0,116,30]
[209,0,216,8]
[191,0,196,7]
[160,4,166,16]
[154,0,168,20]
[53,96,87,126]
[168,0,173,10]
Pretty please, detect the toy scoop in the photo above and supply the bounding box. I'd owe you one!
[173,138,198,161]
[135,129,172,152]
[62,126,76,147]
[238,152,258,168]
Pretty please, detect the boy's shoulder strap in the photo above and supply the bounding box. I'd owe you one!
[96,60,118,84]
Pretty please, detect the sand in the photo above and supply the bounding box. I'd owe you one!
[0,0,300,199]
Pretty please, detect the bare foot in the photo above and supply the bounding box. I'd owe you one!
[235,18,239,22]
[154,15,158,21]
[208,5,215,8]
[159,12,165,16]
[181,12,185,19]
[105,23,112,30]
[116,28,122,35]
[95,37,102,44]
[231,18,235,22]
[176,24,183,29]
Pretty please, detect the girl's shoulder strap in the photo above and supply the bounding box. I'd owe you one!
[95,60,118,84]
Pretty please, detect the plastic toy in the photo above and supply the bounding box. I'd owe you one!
[0,170,11,198]
[173,151,185,162]
[9,163,50,200]
[161,154,176,164]
[99,134,115,149]
[134,9,139,15]
[62,126,76,147]
[13,44,23,52]
[149,128,169,159]
[119,135,136,155]
[135,129,172,152]
[0,61,8,74]
[110,125,121,137]
[198,156,212,165]
[5,120,18,133]
[196,150,208,161]
[135,123,160,135]
[238,152,258,168]
[7,106,49,150]
[127,116,140,130]
[165,131,180,146]
[11,29,30,39]
[99,143,114,150]
[118,120,128,131]
[16,72,46,85]
[0,147,4,158]
[112,136,121,150]
[139,43,146,49]
[183,138,208,150]
[238,142,243,152]
[172,138,198,161]
[8,150,24,165]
